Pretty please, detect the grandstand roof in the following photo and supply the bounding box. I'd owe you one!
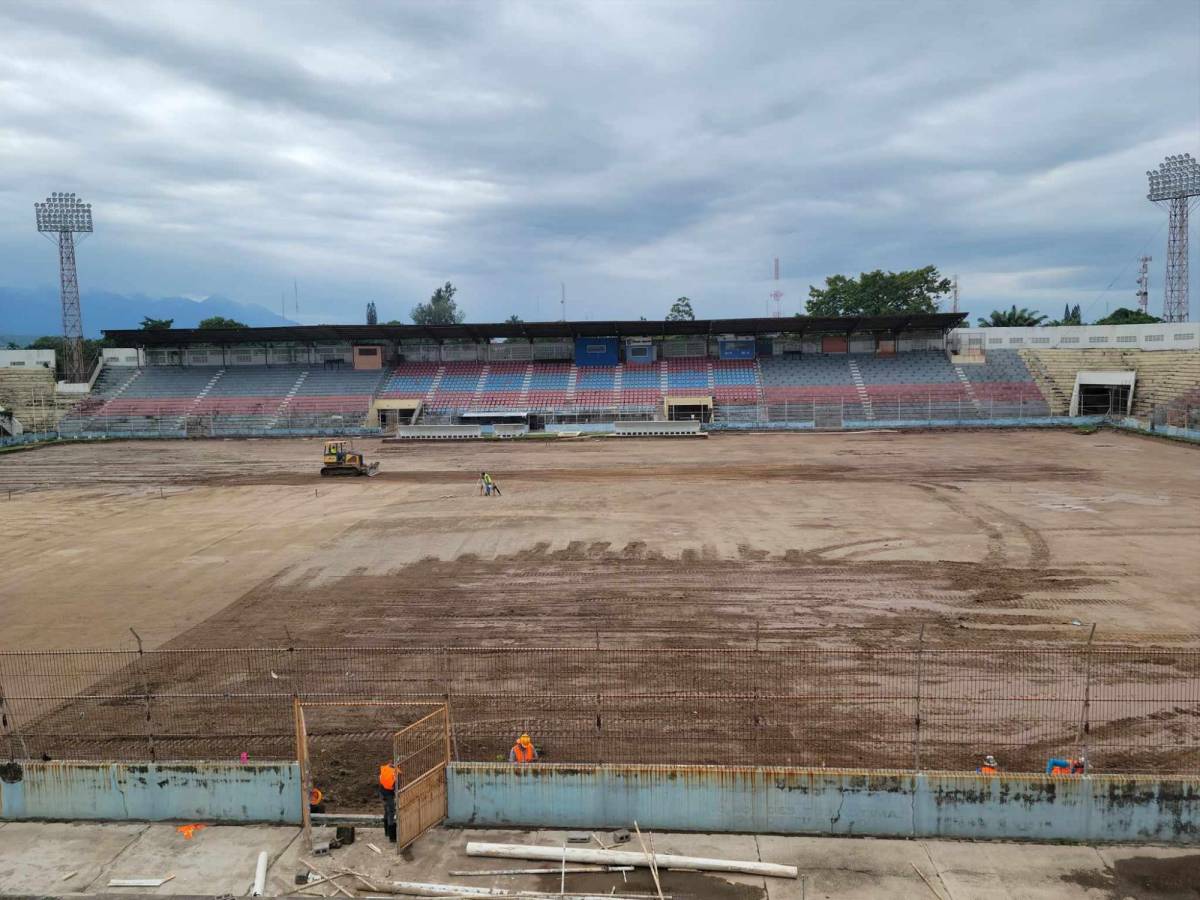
[105,312,966,346]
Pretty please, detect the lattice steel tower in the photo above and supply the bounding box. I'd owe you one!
[34,192,93,382]
[1146,154,1200,322]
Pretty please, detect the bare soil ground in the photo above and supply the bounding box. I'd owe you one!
[2,429,1198,803]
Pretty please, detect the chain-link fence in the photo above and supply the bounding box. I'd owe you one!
[1,643,1196,774]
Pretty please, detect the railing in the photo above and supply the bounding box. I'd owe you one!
[713,394,1054,426]
[1,639,1196,774]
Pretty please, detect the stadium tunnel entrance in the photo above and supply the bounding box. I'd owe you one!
[664,396,712,422]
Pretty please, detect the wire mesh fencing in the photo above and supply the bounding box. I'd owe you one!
[1,643,1196,774]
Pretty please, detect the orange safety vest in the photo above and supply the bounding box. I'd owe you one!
[511,743,535,763]
[379,763,398,790]
[1051,760,1084,775]
[980,765,997,775]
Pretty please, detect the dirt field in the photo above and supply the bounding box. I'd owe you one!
[3,429,1198,650]
[2,429,1198,798]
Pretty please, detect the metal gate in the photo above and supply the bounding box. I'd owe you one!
[393,706,450,850]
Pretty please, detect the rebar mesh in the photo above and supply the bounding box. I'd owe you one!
[1,644,1197,774]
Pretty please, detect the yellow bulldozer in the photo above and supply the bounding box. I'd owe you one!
[320,439,380,477]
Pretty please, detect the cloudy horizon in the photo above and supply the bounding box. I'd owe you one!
[0,0,1197,326]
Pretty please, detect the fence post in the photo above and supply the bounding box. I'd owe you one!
[753,621,761,766]
[1077,623,1097,772]
[594,630,603,765]
[129,627,157,762]
[0,677,31,760]
[913,624,925,772]
[442,646,459,761]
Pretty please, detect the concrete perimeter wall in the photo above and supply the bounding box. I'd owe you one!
[0,762,301,824]
[448,764,1199,845]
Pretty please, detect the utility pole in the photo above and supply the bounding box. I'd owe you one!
[1136,256,1151,314]
[769,258,784,318]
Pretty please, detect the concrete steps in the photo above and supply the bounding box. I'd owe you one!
[847,359,874,420]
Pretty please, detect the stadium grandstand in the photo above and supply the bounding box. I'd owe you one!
[1,313,1196,440]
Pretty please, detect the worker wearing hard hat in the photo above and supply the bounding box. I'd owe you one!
[378,761,401,842]
[509,733,538,763]
[977,755,1000,775]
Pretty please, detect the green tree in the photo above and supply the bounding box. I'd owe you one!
[366,302,378,325]
[411,282,465,326]
[197,316,248,329]
[506,314,523,324]
[1048,303,1083,326]
[1093,307,1162,325]
[805,266,951,317]
[666,297,695,321]
[977,306,1048,327]
[384,320,405,326]
[140,316,174,330]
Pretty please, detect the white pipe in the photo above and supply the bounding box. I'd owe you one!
[465,842,798,879]
[251,850,269,896]
[389,883,663,900]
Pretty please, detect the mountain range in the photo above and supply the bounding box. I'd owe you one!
[0,286,296,339]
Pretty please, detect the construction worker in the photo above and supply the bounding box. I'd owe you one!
[1046,756,1086,775]
[509,733,537,763]
[378,760,400,842]
[977,754,999,775]
[480,471,500,497]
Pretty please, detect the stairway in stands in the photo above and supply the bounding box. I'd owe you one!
[177,369,225,427]
[267,370,309,428]
[847,358,874,420]
[517,363,533,405]
[953,366,983,415]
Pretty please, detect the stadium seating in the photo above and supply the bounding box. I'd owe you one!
[427,362,484,412]
[378,362,440,399]
[620,362,662,408]
[575,365,617,409]
[63,342,1165,435]
[759,356,861,403]
[1021,348,1200,418]
[472,362,527,410]
[526,363,571,409]
[712,360,759,403]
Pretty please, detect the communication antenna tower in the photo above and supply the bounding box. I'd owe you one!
[1136,256,1151,314]
[1146,154,1200,322]
[34,192,93,383]
[769,258,783,317]
[560,282,567,321]
[951,275,960,314]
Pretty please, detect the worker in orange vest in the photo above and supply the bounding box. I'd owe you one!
[379,761,401,842]
[977,754,1000,775]
[509,733,537,763]
[1047,756,1086,775]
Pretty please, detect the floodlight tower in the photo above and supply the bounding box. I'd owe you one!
[1146,154,1200,322]
[34,192,93,382]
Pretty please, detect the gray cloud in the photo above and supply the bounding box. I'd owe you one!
[0,0,1196,325]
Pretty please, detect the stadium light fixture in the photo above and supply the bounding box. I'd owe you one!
[1145,154,1200,322]
[33,191,94,382]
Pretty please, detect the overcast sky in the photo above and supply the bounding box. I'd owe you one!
[0,0,1197,325]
